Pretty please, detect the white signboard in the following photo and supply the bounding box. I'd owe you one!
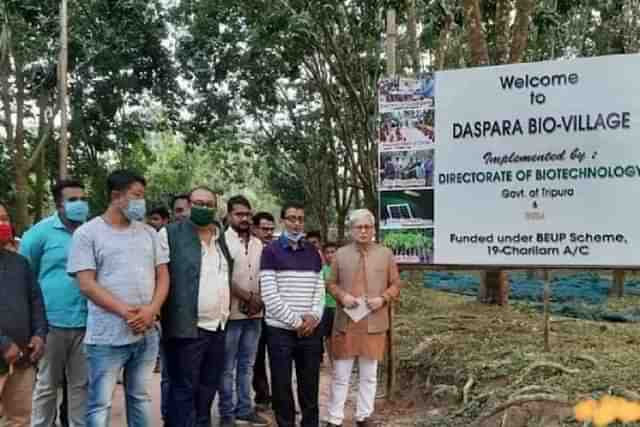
[434,55,640,266]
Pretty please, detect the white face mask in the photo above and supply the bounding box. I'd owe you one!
[284,230,304,243]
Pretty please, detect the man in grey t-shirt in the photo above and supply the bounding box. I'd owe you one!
[67,170,169,427]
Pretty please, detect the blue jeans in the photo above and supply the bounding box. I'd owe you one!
[219,319,262,419]
[85,329,159,427]
[165,327,226,427]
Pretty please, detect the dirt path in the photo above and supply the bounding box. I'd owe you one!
[109,362,416,426]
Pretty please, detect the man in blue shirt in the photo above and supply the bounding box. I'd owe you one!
[20,179,90,427]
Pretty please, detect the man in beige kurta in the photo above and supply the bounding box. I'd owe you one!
[326,209,402,427]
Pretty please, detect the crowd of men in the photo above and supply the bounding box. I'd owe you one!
[0,169,402,427]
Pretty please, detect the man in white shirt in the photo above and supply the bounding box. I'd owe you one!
[158,187,233,427]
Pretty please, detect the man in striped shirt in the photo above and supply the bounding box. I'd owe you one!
[260,202,324,427]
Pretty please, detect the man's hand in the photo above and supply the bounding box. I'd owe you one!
[28,336,45,363]
[341,293,359,309]
[2,342,21,365]
[127,305,156,334]
[366,297,386,312]
[119,304,138,321]
[298,314,319,337]
[248,294,264,316]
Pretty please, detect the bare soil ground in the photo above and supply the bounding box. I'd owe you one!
[396,279,640,427]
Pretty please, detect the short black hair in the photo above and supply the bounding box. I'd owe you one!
[323,241,338,252]
[280,201,304,219]
[107,170,146,200]
[227,195,252,214]
[52,179,84,206]
[306,230,321,241]
[253,212,275,226]
[171,193,190,210]
[148,206,170,219]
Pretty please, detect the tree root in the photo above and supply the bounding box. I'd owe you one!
[459,314,480,319]
[433,384,460,401]
[510,385,557,399]
[463,376,475,405]
[452,390,496,417]
[515,361,579,385]
[609,386,640,401]
[573,354,598,367]
[475,393,569,425]
[549,318,579,323]
[500,409,509,427]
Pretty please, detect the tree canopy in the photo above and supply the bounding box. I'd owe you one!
[1,0,638,235]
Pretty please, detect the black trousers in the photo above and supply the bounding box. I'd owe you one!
[252,320,270,404]
[267,326,322,427]
[165,328,226,427]
[59,374,69,427]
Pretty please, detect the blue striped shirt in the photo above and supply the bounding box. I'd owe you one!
[259,235,324,330]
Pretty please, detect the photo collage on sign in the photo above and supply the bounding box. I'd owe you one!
[378,74,435,265]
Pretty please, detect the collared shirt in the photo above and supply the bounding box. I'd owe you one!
[225,227,263,320]
[20,214,87,328]
[159,226,230,331]
[259,235,324,330]
[67,217,168,345]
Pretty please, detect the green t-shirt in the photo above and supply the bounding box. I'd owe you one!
[0,358,9,375]
[322,265,337,308]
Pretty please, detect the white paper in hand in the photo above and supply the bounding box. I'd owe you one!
[343,298,371,323]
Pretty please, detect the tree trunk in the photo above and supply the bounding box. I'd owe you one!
[609,270,625,298]
[478,270,509,305]
[13,58,29,234]
[385,8,397,76]
[622,0,640,53]
[407,0,420,74]
[58,0,70,179]
[33,92,50,223]
[509,0,535,63]
[435,13,453,70]
[463,0,490,65]
[495,0,514,64]
[336,210,347,243]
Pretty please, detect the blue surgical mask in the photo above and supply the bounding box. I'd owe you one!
[124,199,146,222]
[63,200,89,223]
[284,230,304,243]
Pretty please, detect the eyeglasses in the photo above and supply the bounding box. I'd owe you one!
[353,225,374,232]
[66,196,88,202]
[284,216,304,224]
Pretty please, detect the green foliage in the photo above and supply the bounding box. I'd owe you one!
[134,131,280,216]
[383,230,433,251]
